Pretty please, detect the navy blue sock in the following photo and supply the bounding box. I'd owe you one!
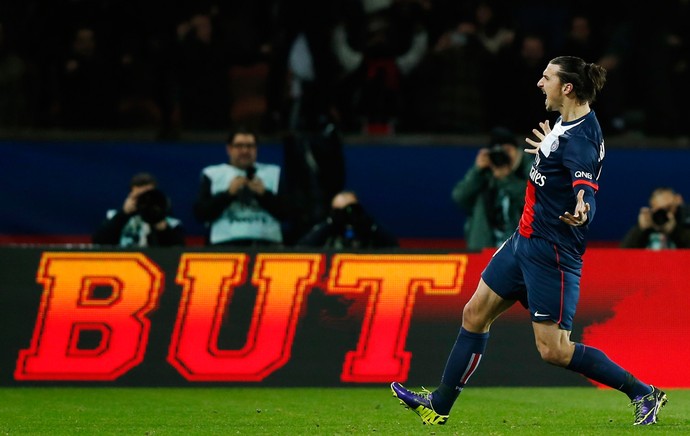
[567,343,651,400]
[432,327,489,414]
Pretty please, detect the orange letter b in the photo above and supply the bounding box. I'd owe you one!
[15,253,163,381]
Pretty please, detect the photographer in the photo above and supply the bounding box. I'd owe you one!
[296,190,398,249]
[193,127,288,246]
[93,172,185,247]
[451,127,532,250]
[621,187,690,249]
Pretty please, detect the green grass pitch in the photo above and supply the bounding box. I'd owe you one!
[1,387,688,435]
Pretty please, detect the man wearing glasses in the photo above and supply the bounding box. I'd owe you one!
[193,127,286,246]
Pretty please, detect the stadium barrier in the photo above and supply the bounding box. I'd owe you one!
[3,139,690,244]
[1,246,687,387]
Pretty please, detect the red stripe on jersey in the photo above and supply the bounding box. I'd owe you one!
[573,180,599,191]
[460,353,482,385]
[519,181,536,238]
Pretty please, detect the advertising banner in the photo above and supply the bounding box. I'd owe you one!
[0,247,686,387]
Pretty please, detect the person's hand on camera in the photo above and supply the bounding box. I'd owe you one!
[642,206,677,234]
[246,177,266,196]
[123,194,138,214]
[657,209,676,234]
[475,148,491,169]
[123,186,153,214]
[153,220,169,231]
[228,176,247,195]
[638,207,654,231]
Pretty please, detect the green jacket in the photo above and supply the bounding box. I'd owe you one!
[451,155,533,251]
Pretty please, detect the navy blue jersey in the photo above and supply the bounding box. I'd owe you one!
[518,111,604,255]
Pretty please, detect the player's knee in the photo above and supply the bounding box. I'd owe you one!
[536,343,570,367]
[462,302,490,331]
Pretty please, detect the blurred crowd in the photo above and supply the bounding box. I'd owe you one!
[1,0,688,139]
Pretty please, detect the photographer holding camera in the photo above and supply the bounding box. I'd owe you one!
[295,190,398,249]
[621,187,690,249]
[93,172,185,247]
[451,126,533,250]
[193,127,289,246]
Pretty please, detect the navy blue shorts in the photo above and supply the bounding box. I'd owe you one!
[481,232,582,331]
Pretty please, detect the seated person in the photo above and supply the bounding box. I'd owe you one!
[93,172,185,247]
[620,186,690,249]
[296,190,398,249]
[193,127,288,246]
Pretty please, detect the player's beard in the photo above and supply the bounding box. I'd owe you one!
[544,95,559,112]
[545,89,565,112]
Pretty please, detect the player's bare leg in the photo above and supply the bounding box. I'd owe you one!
[462,278,516,333]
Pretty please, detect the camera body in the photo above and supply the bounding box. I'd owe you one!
[245,166,256,180]
[488,145,512,168]
[652,208,671,226]
[136,189,169,225]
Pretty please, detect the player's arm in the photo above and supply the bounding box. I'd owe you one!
[561,138,600,227]
[193,174,235,222]
[560,185,596,227]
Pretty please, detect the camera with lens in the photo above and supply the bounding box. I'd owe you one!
[136,188,170,225]
[652,208,671,226]
[329,203,372,235]
[488,145,512,168]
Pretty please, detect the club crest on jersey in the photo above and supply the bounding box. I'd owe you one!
[550,138,560,152]
[539,133,559,157]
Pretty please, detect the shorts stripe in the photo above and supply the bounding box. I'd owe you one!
[552,244,565,325]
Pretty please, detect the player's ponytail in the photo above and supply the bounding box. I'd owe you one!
[585,62,607,97]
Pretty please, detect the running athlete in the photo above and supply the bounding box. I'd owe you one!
[391,56,668,426]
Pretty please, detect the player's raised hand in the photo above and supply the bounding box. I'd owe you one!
[560,189,590,226]
[525,120,551,155]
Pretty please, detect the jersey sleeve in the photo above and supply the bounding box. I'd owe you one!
[563,137,601,225]
[562,137,600,192]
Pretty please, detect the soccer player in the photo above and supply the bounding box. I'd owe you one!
[391,56,668,426]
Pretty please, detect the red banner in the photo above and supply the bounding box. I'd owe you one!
[0,248,687,387]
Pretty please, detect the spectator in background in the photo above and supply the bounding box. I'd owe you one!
[500,32,550,134]
[93,172,185,247]
[404,0,507,133]
[452,127,532,251]
[175,11,230,130]
[53,26,117,129]
[621,187,690,249]
[115,15,162,130]
[216,1,274,133]
[560,13,603,63]
[472,1,515,57]
[193,127,288,246]
[594,4,687,137]
[280,116,346,245]
[296,190,398,249]
[331,0,429,134]
[262,0,341,133]
[0,22,29,128]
